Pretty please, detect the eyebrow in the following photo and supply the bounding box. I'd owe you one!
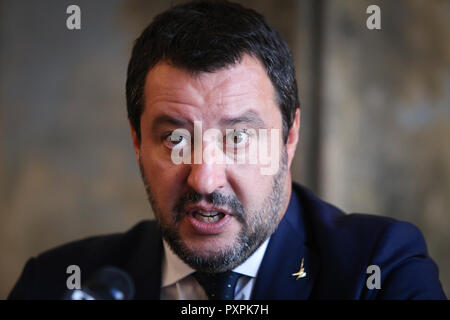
[151,110,266,132]
[219,111,266,128]
[151,115,192,132]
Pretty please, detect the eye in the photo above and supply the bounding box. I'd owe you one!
[163,130,190,149]
[226,129,250,147]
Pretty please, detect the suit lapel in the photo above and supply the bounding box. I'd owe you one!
[252,187,319,299]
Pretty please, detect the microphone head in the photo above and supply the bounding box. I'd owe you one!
[64,266,135,300]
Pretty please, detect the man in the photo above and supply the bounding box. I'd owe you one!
[8,1,446,300]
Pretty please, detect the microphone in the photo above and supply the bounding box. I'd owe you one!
[63,266,135,300]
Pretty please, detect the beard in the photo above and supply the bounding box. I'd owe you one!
[139,148,288,273]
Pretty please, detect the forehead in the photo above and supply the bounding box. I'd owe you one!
[142,55,279,124]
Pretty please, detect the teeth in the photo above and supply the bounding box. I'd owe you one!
[197,211,219,217]
[193,211,225,223]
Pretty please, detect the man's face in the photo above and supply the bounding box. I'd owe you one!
[131,54,299,272]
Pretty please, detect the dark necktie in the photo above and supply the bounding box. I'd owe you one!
[193,271,241,300]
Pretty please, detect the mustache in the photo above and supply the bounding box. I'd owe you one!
[173,190,245,224]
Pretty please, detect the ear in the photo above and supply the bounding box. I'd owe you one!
[285,108,300,169]
[129,120,141,166]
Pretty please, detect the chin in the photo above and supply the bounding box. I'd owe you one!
[183,230,240,255]
[161,215,250,272]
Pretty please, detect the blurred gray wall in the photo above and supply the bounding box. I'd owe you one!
[1,0,448,298]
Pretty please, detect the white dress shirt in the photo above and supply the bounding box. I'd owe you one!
[160,238,270,300]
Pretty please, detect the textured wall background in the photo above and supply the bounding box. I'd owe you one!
[319,0,450,296]
[1,0,448,298]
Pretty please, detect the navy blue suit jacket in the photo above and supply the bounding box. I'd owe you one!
[8,184,447,299]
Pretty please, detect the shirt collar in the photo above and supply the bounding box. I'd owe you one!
[161,237,271,288]
[232,237,270,277]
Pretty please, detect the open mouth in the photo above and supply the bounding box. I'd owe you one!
[185,206,233,235]
[192,211,226,223]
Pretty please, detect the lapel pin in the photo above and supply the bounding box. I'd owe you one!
[292,258,307,280]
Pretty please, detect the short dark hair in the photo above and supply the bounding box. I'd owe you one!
[126,0,299,143]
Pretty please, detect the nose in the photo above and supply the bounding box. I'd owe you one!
[187,145,227,195]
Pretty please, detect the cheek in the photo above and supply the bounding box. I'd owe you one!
[140,144,187,209]
[226,165,274,209]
